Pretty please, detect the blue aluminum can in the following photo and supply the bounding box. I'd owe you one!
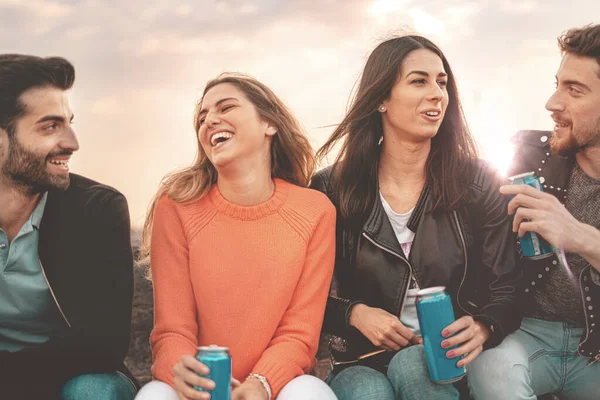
[416,286,466,384]
[194,345,231,400]
[508,171,555,258]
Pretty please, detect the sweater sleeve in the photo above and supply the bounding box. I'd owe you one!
[150,195,199,387]
[250,203,336,396]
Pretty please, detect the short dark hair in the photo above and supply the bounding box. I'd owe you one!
[0,54,75,136]
[558,24,600,76]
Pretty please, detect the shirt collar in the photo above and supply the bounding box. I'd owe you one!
[30,192,48,230]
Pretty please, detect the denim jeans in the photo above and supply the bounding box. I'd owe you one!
[468,318,600,399]
[60,372,137,400]
[327,344,460,400]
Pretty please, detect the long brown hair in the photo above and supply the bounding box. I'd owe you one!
[317,35,477,226]
[138,73,315,268]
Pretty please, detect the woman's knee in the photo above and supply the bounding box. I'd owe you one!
[277,375,337,400]
[134,380,178,400]
[328,366,395,400]
[387,345,460,400]
[387,345,429,386]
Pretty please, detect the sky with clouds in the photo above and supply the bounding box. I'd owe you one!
[1,0,598,227]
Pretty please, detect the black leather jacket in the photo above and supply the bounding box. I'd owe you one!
[311,160,522,358]
[510,130,600,365]
[0,174,138,398]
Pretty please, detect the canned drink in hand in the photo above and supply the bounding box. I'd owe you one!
[416,287,466,384]
[508,172,555,258]
[195,345,232,400]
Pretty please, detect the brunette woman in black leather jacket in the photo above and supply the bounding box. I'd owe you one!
[311,35,522,400]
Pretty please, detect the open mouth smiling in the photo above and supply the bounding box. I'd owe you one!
[210,131,234,147]
[48,158,70,171]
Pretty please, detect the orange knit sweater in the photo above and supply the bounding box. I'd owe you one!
[150,178,336,396]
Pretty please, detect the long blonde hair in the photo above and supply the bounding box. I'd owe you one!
[138,73,316,269]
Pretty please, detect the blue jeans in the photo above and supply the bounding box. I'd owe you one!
[468,318,600,399]
[60,372,137,400]
[327,344,460,400]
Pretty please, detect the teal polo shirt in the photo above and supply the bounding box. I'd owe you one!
[0,193,65,352]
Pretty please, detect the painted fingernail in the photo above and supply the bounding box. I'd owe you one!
[441,340,450,348]
[446,351,455,358]
[442,329,449,337]
[457,361,464,367]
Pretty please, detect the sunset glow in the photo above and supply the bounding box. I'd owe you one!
[0,0,592,227]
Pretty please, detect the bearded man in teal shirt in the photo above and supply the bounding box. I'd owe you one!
[0,55,138,399]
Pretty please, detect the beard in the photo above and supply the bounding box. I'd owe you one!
[2,136,71,193]
[549,131,580,157]
[550,114,600,157]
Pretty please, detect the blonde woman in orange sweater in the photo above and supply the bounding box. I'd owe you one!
[134,74,337,400]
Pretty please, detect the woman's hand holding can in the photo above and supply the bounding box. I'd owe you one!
[173,355,214,400]
[441,316,491,367]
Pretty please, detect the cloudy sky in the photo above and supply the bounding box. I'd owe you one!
[1,0,597,228]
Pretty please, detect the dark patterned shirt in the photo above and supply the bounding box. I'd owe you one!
[525,162,600,326]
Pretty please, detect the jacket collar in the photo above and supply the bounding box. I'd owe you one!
[362,167,431,256]
[31,192,48,230]
[514,130,574,202]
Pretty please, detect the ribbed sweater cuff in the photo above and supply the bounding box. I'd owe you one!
[151,363,176,388]
[251,357,305,397]
[151,339,198,388]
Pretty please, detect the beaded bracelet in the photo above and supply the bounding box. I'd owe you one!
[247,373,272,400]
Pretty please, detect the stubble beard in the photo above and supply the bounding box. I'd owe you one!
[1,136,70,195]
[550,115,600,157]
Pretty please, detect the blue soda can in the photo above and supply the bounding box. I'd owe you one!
[194,345,231,400]
[508,171,555,258]
[416,286,466,384]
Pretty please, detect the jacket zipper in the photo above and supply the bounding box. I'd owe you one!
[39,259,72,328]
[578,267,590,346]
[588,353,600,366]
[362,232,413,316]
[577,266,595,364]
[452,211,471,316]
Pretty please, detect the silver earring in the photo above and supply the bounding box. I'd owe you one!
[378,136,384,145]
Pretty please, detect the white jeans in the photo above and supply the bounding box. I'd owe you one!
[135,375,337,400]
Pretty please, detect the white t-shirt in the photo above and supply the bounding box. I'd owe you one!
[379,192,421,335]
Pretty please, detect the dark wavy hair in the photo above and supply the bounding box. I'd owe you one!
[0,54,75,136]
[317,35,477,225]
[558,24,600,76]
